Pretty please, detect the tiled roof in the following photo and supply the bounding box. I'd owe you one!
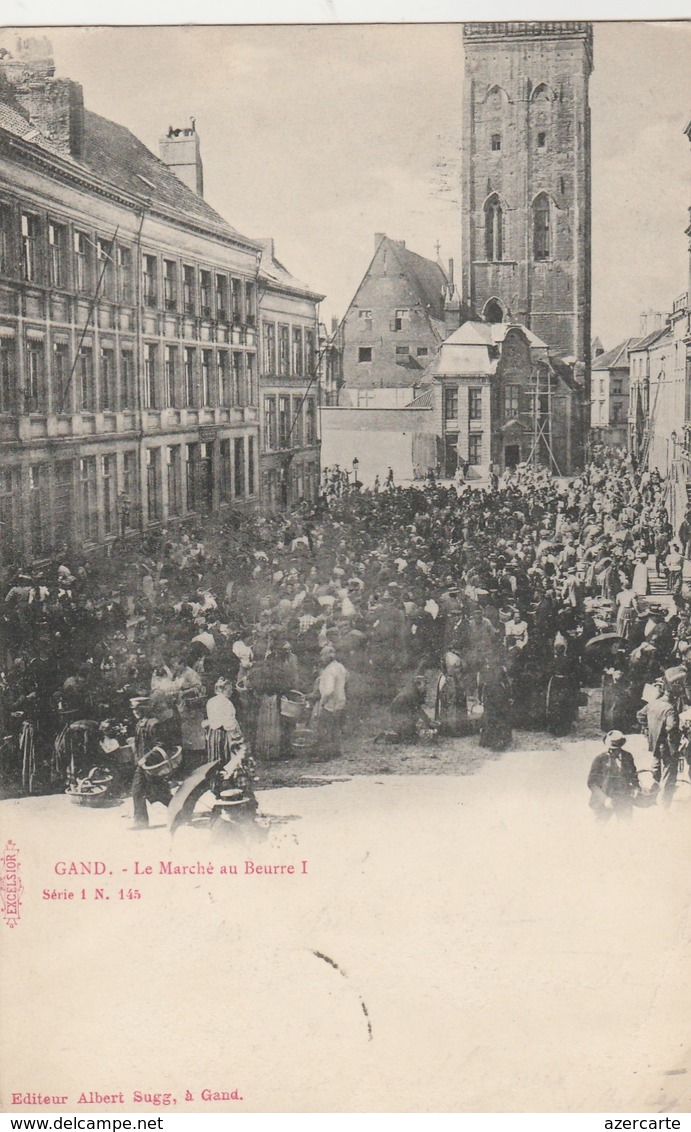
[80,111,255,245]
[0,90,67,159]
[256,237,325,300]
[386,238,448,321]
[628,327,672,353]
[443,320,548,350]
[0,89,258,247]
[592,337,641,370]
[405,386,434,408]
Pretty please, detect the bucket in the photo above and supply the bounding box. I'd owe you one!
[281,691,307,720]
[291,727,316,753]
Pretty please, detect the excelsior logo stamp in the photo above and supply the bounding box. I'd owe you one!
[1,840,23,928]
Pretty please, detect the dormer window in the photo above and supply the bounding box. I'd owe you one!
[491,133,501,152]
[537,131,546,149]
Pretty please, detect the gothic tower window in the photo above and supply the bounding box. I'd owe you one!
[533,193,550,261]
[484,299,504,325]
[484,195,503,262]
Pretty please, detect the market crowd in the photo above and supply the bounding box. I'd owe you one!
[3,448,691,823]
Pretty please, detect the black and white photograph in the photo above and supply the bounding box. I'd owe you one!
[0,12,690,1117]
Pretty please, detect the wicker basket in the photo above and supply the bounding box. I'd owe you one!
[138,745,183,778]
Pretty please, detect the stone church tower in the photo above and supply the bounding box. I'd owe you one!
[461,22,593,393]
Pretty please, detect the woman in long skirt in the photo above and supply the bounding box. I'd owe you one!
[478,662,513,751]
[203,678,255,800]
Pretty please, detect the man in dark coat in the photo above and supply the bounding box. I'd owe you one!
[587,730,640,821]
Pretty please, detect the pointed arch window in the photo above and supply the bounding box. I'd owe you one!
[484,195,503,262]
[484,299,504,325]
[533,193,550,261]
[531,83,552,103]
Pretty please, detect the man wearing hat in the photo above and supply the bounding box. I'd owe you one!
[587,731,640,821]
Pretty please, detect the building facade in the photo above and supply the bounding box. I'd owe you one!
[461,22,593,389]
[257,239,323,511]
[337,233,463,408]
[589,338,638,447]
[627,327,673,468]
[0,38,261,569]
[628,121,691,529]
[318,317,344,407]
[430,321,582,478]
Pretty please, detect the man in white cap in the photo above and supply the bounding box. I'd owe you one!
[587,731,640,821]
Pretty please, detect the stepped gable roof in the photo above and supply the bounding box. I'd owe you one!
[592,337,641,370]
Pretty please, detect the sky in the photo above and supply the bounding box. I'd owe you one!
[5,21,689,350]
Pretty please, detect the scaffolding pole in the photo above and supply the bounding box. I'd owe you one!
[526,363,562,476]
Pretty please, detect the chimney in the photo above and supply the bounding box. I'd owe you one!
[0,36,84,158]
[331,317,338,333]
[159,118,204,197]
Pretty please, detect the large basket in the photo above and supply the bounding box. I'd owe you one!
[138,745,183,778]
[281,691,307,720]
[66,768,113,806]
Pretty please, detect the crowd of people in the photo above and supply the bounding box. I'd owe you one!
[2,448,691,825]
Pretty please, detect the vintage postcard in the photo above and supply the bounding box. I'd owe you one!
[1,17,691,1116]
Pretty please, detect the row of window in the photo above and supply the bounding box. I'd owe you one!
[594,378,625,396]
[356,308,424,333]
[489,131,547,152]
[0,335,257,415]
[263,394,317,450]
[444,385,535,421]
[446,432,484,465]
[262,322,316,378]
[0,202,257,323]
[141,344,256,411]
[1,439,256,561]
[262,462,319,511]
[357,345,429,363]
[484,193,552,262]
[147,437,255,522]
[444,387,484,422]
[0,455,134,560]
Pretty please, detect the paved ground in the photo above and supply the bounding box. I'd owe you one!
[1,709,690,1114]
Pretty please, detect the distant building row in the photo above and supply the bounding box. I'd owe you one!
[589,120,691,528]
